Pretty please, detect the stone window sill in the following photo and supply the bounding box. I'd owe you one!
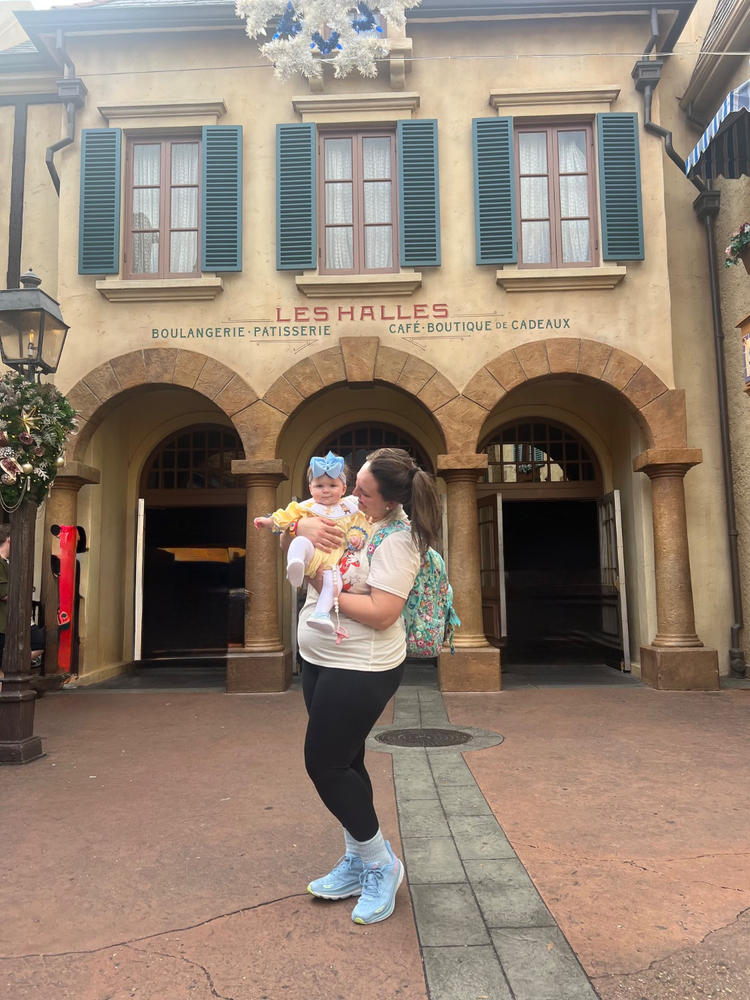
[96,276,224,302]
[496,266,626,292]
[295,272,422,297]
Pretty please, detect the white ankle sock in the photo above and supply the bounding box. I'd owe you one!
[343,828,359,858]
[348,829,390,868]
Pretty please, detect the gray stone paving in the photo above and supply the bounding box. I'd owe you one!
[369,684,599,1000]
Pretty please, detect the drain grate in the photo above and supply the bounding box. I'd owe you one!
[375,727,471,748]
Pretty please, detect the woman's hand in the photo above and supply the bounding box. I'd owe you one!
[296,516,345,553]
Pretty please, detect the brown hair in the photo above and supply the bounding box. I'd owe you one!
[0,525,10,545]
[365,447,442,556]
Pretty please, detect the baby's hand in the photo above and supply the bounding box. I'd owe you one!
[253,517,266,530]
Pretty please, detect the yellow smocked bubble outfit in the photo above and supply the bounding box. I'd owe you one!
[270,496,371,577]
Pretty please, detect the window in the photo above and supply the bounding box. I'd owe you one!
[319,131,398,274]
[482,421,600,487]
[125,137,201,278]
[473,113,643,268]
[315,423,431,489]
[144,426,244,491]
[516,123,596,268]
[79,125,242,278]
[276,120,440,274]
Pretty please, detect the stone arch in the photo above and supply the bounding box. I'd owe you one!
[459,338,687,453]
[262,337,459,454]
[64,348,260,462]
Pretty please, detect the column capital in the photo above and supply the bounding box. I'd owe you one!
[633,448,702,478]
[53,462,102,492]
[437,453,488,478]
[231,458,288,487]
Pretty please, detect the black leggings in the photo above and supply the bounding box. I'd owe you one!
[301,658,405,842]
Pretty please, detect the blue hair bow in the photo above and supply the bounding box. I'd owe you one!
[310,450,345,482]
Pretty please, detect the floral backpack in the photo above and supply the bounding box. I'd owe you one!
[367,521,461,658]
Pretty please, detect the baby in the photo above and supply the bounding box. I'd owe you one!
[254,451,369,634]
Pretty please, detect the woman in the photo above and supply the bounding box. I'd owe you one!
[286,447,442,925]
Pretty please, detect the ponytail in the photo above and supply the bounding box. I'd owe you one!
[366,447,442,555]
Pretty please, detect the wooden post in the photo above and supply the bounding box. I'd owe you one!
[0,499,44,763]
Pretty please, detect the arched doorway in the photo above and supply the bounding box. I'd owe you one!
[316,422,433,485]
[478,418,629,668]
[139,424,246,659]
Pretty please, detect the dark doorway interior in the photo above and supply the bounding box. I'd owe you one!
[142,506,245,658]
[502,500,601,663]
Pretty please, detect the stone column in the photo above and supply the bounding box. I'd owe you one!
[229,459,291,693]
[634,448,719,690]
[41,463,100,689]
[436,454,501,692]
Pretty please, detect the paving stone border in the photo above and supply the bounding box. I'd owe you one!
[373,684,599,1000]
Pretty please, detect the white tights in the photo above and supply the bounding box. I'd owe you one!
[287,536,340,617]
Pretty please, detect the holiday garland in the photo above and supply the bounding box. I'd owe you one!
[0,374,77,510]
[235,0,420,79]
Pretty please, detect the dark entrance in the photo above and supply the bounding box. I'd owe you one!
[141,505,246,657]
[478,419,630,673]
[139,424,246,661]
[502,499,601,663]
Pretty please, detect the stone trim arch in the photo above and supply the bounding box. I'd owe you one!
[459,337,687,453]
[262,337,459,454]
[64,348,259,462]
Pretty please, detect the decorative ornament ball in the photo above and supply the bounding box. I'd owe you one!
[1,473,13,485]
[21,462,33,474]
[56,455,65,467]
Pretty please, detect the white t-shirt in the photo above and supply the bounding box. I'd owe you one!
[297,514,420,672]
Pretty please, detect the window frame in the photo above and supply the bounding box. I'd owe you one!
[515,119,598,269]
[317,127,400,276]
[123,133,202,280]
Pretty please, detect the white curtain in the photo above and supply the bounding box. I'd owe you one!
[132,144,160,273]
[519,130,591,265]
[518,132,550,264]
[325,138,354,270]
[362,137,392,269]
[323,136,392,271]
[557,132,590,263]
[170,143,199,274]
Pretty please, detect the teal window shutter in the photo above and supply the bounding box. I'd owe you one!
[202,125,242,272]
[397,119,440,267]
[78,129,121,275]
[276,123,316,270]
[597,113,644,260]
[473,117,516,265]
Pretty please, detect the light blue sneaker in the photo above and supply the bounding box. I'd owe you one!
[351,841,404,924]
[307,611,335,634]
[307,854,364,900]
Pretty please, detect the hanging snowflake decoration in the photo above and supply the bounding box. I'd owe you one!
[236,0,420,79]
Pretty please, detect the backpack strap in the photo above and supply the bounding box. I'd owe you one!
[366,518,410,559]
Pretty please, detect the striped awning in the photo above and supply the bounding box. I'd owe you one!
[685,79,750,180]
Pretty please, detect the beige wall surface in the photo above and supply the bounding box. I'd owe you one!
[21,103,61,290]
[2,3,734,678]
[658,0,750,671]
[657,10,734,669]
[50,13,679,401]
[0,103,12,285]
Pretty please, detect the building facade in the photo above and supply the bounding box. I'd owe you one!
[0,0,736,692]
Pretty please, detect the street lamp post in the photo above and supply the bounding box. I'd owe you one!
[0,270,69,764]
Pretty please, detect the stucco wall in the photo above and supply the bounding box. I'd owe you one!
[2,2,734,678]
[50,14,680,397]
